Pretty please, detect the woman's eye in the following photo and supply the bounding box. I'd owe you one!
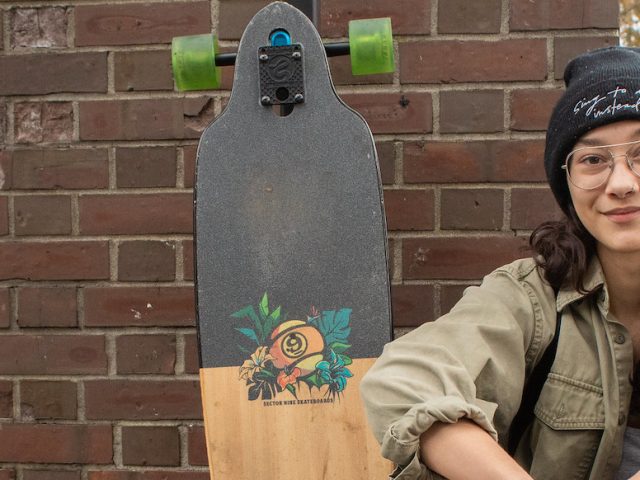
[578,154,606,165]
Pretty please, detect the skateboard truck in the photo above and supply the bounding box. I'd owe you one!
[171,17,394,92]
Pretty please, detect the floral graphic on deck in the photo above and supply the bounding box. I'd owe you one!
[234,293,353,401]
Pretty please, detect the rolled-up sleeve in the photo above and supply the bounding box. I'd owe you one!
[360,264,552,478]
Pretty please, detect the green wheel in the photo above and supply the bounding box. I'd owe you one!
[172,33,221,91]
[348,18,394,76]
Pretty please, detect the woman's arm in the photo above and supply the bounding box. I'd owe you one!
[420,419,533,480]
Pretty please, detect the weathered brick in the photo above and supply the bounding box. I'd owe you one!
[510,0,619,31]
[440,90,504,134]
[377,141,395,185]
[392,284,435,327]
[14,102,74,144]
[20,381,77,420]
[0,102,6,145]
[403,236,529,280]
[23,471,81,480]
[122,426,180,466]
[0,11,3,52]
[554,36,618,80]
[84,287,195,327]
[10,8,69,49]
[116,335,176,374]
[511,187,563,230]
[118,241,176,282]
[114,50,173,92]
[403,140,546,183]
[0,424,111,464]
[383,189,434,231]
[79,98,213,141]
[17,287,77,328]
[116,147,176,188]
[80,193,193,235]
[441,189,504,230]
[0,381,12,418]
[85,380,201,420]
[183,146,197,188]
[0,335,107,375]
[0,470,14,480]
[89,472,208,480]
[0,53,107,95]
[183,240,194,281]
[217,0,277,39]
[0,197,7,235]
[0,289,9,328]
[14,195,72,236]
[510,88,563,131]
[75,2,211,46]
[400,40,547,84]
[9,149,109,190]
[0,242,110,281]
[438,0,501,33]
[342,92,432,134]
[184,333,199,374]
[187,426,207,466]
[441,284,473,315]
[319,0,431,37]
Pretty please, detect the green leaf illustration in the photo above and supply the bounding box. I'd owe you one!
[263,305,282,338]
[317,308,352,345]
[232,305,265,344]
[329,342,351,354]
[236,327,259,345]
[338,354,353,366]
[259,292,269,319]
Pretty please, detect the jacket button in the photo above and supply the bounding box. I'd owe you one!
[619,413,627,426]
[615,334,626,345]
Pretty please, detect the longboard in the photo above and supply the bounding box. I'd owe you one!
[178,3,394,478]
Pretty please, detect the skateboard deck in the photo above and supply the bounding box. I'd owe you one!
[194,3,393,478]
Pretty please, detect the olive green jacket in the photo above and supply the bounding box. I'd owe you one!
[360,257,634,480]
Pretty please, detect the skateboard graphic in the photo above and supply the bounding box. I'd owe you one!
[172,2,393,478]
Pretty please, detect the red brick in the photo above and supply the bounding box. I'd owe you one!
[75,2,211,46]
[440,90,504,134]
[319,0,431,37]
[9,149,109,190]
[10,8,69,49]
[0,335,107,375]
[441,189,504,230]
[79,98,213,141]
[0,102,6,145]
[510,0,619,31]
[377,141,395,185]
[85,380,201,420]
[114,50,173,92]
[0,11,3,52]
[0,289,9,328]
[89,472,208,480]
[400,40,547,84]
[0,424,111,464]
[0,241,109,281]
[79,193,193,235]
[116,147,176,188]
[510,89,563,132]
[184,333,199,374]
[122,426,180,466]
[23,471,80,480]
[183,240,194,281]
[217,0,276,39]
[438,0,501,33]
[342,92,432,134]
[183,146,197,188]
[84,287,195,327]
[403,140,546,184]
[116,335,176,374]
[17,287,77,328]
[15,102,74,144]
[0,152,10,190]
[441,284,473,314]
[0,470,14,480]
[0,53,107,95]
[0,197,7,235]
[118,241,176,282]
[187,425,207,465]
[0,381,12,418]
[554,36,618,80]
[14,195,72,236]
[384,189,434,231]
[511,188,563,230]
[329,55,394,86]
[403,236,529,280]
[392,284,435,327]
[20,381,77,420]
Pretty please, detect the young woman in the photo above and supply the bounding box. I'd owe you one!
[360,47,640,480]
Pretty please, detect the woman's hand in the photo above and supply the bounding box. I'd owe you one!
[628,472,640,480]
[420,419,533,480]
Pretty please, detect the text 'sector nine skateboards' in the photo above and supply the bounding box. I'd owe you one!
[172,2,394,478]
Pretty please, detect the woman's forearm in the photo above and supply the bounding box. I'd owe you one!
[420,419,533,480]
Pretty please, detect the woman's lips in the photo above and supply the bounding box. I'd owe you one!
[603,207,640,223]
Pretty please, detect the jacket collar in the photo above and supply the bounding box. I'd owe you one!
[555,255,607,313]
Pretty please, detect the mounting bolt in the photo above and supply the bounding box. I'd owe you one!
[292,51,302,60]
[259,53,269,62]
[294,93,304,103]
[261,95,272,105]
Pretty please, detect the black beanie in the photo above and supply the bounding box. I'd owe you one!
[545,46,640,214]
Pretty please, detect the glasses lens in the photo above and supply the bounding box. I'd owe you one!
[567,148,610,189]
[627,143,640,177]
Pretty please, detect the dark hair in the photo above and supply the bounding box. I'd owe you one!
[529,204,597,294]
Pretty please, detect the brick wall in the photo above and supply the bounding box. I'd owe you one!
[0,0,619,477]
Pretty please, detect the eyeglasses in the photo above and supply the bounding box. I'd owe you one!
[562,139,640,190]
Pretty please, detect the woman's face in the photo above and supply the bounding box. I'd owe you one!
[567,120,640,256]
